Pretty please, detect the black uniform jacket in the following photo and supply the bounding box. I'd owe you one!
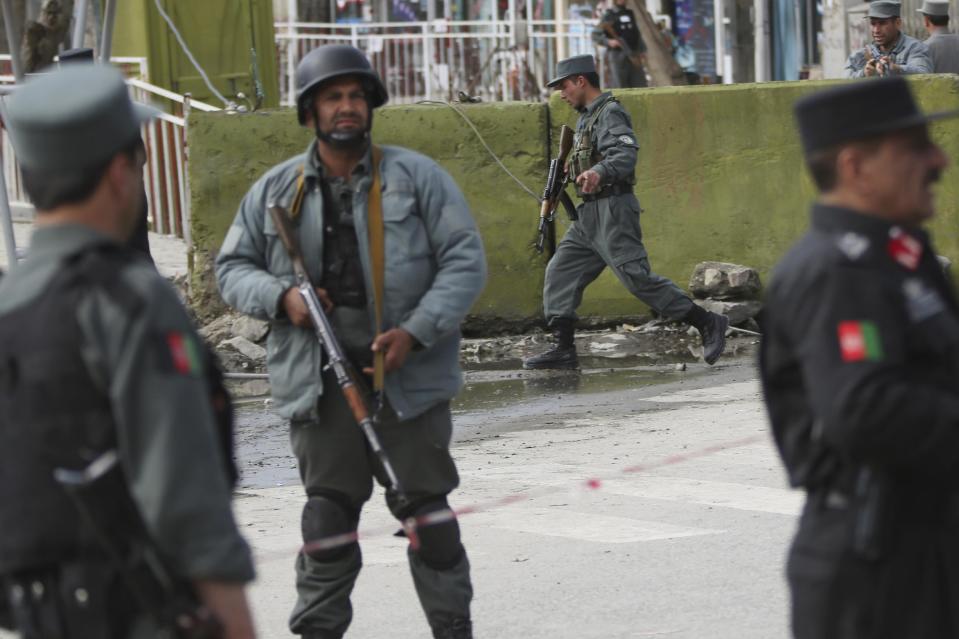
[762,202,959,638]
[761,203,959,491]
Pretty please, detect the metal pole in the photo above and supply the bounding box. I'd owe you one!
[1,0,24,81]
[753,0,770,82]
[99,0,117,63]
[714,0,724,81]
[72,0,90,48]
[0,97,19,272]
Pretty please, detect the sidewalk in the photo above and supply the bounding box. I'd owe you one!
[0,220,189,279]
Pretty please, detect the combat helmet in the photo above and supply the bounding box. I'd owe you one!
[295,45,388,124]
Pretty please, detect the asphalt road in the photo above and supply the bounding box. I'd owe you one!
[236,350,798,638]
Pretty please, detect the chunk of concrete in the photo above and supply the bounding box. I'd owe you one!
[231,315,270,343]
[690,261,762,300]
[219,336,267,362]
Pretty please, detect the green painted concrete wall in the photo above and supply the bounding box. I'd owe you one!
[188,75,959,326]
[188,102,549,324]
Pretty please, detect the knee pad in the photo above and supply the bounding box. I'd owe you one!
[408,498,464,570]
[301,494,359,562]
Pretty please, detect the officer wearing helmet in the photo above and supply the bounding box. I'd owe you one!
[215,45,486,639]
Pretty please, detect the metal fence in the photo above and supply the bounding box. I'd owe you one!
[275,19,606,104]
[0,57,220,244]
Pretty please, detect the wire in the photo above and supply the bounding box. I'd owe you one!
[151,0,232,107]
[417,100,541,202]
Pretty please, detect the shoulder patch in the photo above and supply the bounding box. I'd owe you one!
[836,232,870,261]
[157,331,204,376]
[618,134,635,145]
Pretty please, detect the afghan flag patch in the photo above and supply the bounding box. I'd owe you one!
[837,321,883,363]
[164,331,203,376]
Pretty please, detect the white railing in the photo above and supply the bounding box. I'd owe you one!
[275,19,605,105]
[0,57,220,245]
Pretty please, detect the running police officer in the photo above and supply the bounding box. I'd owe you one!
[846,0,932,77]
[592,0,648,88]
[524,54,727,370]
[0,66,255,637]
[215,45,486,639]
[761,78,959,638]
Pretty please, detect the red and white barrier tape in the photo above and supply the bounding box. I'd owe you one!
[299,433,768,557]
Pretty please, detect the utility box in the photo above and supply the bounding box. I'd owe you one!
[110,0,279,108]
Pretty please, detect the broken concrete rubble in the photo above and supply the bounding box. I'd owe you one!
[689,261,762,301]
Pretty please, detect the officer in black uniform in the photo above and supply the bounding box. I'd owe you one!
[0,65,255,638]
[761,77,959,638]
[592,0,648,88]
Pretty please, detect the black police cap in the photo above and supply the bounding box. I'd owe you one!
[794,77,959,155]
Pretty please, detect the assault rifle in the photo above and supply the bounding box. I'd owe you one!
[268,204,407,503]
[867,44,894,77]
[55,450,222,638]
[536,125,576,256]
[601,20,647,70]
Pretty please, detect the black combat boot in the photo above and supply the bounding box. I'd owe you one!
[684,305,729,365]
[523,318,578,370]
[429,615,473,639]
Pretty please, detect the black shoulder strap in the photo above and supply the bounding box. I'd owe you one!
[64,243,145,318]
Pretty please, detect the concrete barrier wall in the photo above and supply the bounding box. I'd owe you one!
[188,76,959,325]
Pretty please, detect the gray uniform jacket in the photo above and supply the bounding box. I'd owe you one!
[925,29,959,73]
[216,140,487,422]
[845,33,932,77]
[578,92,640,190]
[0,225,254,582]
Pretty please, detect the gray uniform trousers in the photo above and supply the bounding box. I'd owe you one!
[544,193,693,321]
[288,313,472,636]
[607,49,647,88]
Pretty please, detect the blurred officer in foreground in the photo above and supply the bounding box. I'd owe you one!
[0,65,255,638]
[216,44,485,638]
[60,47,154,264]
[761,77,959,638]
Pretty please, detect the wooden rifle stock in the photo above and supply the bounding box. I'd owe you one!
[267,204,406,501]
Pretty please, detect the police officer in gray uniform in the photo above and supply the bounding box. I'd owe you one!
[0,66,255,638]
[846,1,932,77]
[919,1,959,73]
[524,55,728,370]
[216,45,486,639]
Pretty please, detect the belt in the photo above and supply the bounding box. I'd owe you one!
[580,183,633,202]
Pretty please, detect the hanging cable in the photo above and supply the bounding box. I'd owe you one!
[418,100,541,202]
[152,0,232,107]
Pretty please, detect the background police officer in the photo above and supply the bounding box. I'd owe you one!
[919,0,959,73]
[761,78,959,638]
[0,66,255,638]
[846,0,932,77]
[524,54,727,370]
[592,0,648,88]
[216,45,486,639]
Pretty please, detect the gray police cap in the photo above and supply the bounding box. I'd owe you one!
[918,0,949,17]
[5,64,158,172]
[546,54,597,87]
[867,0,901,18]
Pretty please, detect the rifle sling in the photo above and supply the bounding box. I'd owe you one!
[368,146,386,393]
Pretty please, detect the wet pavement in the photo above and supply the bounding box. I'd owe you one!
[233,333,760,490]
